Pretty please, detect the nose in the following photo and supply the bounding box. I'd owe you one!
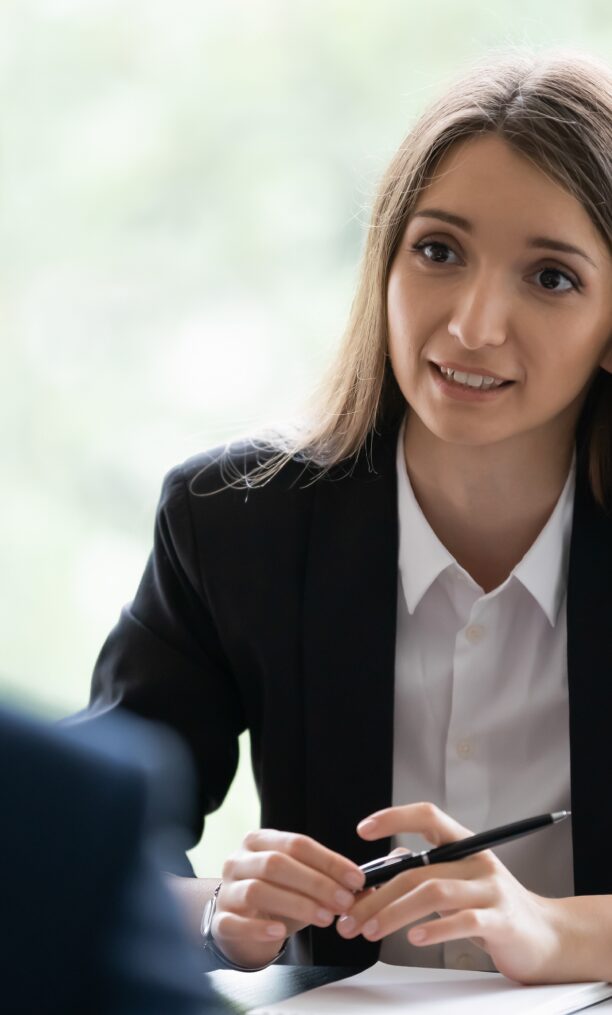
[447,271,509,350]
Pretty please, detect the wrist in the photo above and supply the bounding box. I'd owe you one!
[545,895,612,983]
[201,881,288,972]
[213,934,286,969]
[528,895,568,980]
[165,872,220,943]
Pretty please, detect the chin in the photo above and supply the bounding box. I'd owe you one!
[425,421,510,448]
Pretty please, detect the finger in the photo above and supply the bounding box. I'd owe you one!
[356,878,493,942]
[223,849,357,914]
[341,854,490,927]
[407,908,489,949]
[337,863,493,939]
[222,877,339,928]
[214,909,288,945]
[353,886,378,902]
[240,829,364,892]
[357,802,473,845]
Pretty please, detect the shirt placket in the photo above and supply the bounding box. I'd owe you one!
[443,575,496,972]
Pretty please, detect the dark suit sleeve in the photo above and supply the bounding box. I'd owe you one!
[89,462,247,844]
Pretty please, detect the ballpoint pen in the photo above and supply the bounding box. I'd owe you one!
[360,810,570,888]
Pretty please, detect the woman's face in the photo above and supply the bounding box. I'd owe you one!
[386,133,612,454]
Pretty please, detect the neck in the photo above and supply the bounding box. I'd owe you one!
[403,414,575,592]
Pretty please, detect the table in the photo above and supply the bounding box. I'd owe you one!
[206,965,356,1012]
[205,964,612,1014]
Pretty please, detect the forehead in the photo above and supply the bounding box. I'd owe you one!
[413,133,600,247]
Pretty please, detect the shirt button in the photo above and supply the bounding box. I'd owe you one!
[454,952,478,970]
[465,624,484,643]
[457,739,473,759]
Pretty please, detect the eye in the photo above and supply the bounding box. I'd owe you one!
[534,266,580,294]
[411,241,582,295]
[411,240,461,265]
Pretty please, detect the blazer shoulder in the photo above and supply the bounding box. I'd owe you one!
[160,424,400,504]
[153,425,400,556]
[158,436,320,517]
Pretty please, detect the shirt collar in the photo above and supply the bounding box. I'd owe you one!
[396,417,576,626]
[396,420,456,615]
[513,451,575,626]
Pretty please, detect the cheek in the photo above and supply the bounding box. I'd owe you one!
[387,322,416,395]
[387,299,430,395]
[387,280,413,360]
[535,328,607,396]
[386,268,442,367]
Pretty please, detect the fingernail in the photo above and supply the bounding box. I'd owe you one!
[344,871,364,892]
[335,889,354,910]
[410,927,427,943]
[266,923,286,938]
[357,818,376,836]
[362,918,379,938]
[336,915,355,936]
[316,908,333,924]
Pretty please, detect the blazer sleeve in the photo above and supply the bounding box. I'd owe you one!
[89,461,246,845]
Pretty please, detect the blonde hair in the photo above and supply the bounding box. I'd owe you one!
[215,47,612,507]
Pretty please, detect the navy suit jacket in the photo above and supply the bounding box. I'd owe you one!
[0,706,228,1014]
[89,421,612,969]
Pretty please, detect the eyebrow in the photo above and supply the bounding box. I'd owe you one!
[411,208,599,269]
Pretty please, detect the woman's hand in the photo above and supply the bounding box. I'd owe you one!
[336,802,568,984]
[213,828,365,969]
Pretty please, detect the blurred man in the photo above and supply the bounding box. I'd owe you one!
[0,705,229,1014]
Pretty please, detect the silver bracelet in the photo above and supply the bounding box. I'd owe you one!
[201,881,288,972]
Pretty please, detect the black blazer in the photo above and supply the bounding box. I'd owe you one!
[0,706,228,1014]
[89,422,612,968]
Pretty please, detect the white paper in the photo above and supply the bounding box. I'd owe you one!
[249,961,612,1015]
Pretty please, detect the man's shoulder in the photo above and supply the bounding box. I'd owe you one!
[0,706,215,1015]
[0,706,145,947]
[0,705,133,782]
[0,706,142,837]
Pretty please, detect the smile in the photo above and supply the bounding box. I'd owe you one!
[437,365,508,390]
[429,362,514,401]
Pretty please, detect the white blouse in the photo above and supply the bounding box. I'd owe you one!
[380,420,575,971]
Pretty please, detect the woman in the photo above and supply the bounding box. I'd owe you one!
[89,47,612,983]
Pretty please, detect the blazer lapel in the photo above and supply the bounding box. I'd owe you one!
[301,427,400,965]
[567,464,612,895]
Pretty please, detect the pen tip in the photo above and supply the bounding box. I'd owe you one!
[551,810,571,822]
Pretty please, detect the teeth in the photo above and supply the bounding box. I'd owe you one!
[439,365,505,389]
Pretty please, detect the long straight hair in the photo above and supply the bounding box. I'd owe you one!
[218,48,612,508]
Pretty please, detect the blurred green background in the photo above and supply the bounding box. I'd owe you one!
[2,0,610,876]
